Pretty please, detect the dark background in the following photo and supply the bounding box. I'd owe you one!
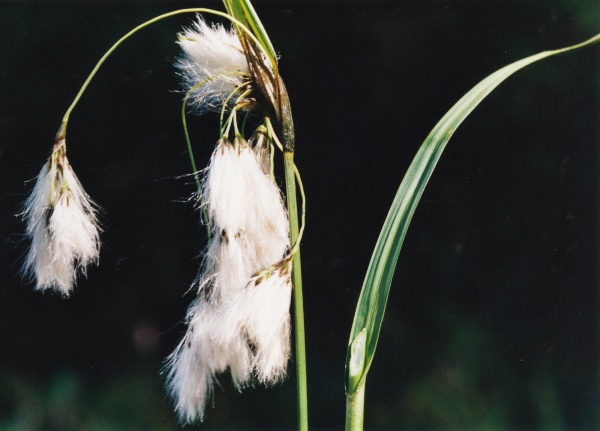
[0,1,598,429]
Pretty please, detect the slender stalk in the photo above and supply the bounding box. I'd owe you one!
[57,7,268,139]
[284,150,308,431]
[345,380,366,431]
[181,93,201,192]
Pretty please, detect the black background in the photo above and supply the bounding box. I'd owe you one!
[0,1,598,429]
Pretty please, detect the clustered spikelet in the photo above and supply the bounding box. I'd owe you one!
[165,135,293,423]
[22,140,100,296]
[176,17,250,113]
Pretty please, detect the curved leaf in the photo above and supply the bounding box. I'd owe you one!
[345,33,600,395]
[222,0,277,68]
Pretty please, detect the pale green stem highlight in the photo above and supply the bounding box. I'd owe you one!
[267,114,308,430]
[181,91,201,192]
[291,164,306,255]
[284,150,308,431]
[345,381,366,431]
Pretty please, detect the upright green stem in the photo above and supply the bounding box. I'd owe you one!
[345,380,366,431]
[284,150,308,431]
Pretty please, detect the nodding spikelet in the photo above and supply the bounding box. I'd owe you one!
[166,262,293,423]
[198,137,289,299]
[22,141,100,296]
[164,300,252,424]
[165,136,292,422]
[204,137,289,260]
[216,262,293,385]
[176,16,250,113]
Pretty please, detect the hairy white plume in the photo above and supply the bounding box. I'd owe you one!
[204,138,289,261]
[165,137,292,422]
[176,16,250,113]
[164,299,252,424]
[22,142,100,296]
[199,138,289,298]
[216,263,293,384]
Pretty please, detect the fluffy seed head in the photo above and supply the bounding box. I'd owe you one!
[197,137,289,299]
[216,262,293,384]
[166,136,292,422]
[203,137,289,264]
[166,261,293,423]
[177,16,250,113]
[22,141,100,296]
[165,299,252,424]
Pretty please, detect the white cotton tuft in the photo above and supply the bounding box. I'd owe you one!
[165,137,293,422]
[166,264,293,423]
[215,264,293,384]
[22,143,100,296]
[164,298,253,424]
[203,138,289,266]
[200,228,259,300]
[196,137,289,300]
[202,139,256,235]
[176,16,249,113]
[164,327,212,424]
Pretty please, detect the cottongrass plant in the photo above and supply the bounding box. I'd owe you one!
[15,0,600,429]
[22,139,100,297]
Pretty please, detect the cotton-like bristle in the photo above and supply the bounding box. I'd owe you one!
[202,138,289,266]
[164,327,213,424]
[164,299,253,424]
[215,264,293,384]
[200,228,260,300]
[196,137,289,300]
[166,136,292,422]
[176,16,249,113]
[202,139,256,234]
[22,146,100,296]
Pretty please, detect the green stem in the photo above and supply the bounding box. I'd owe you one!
[345,380,366,431]
[58,7,267,137]
[181,93,201,192]
[284,150,308,431]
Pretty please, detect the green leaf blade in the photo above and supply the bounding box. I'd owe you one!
[345,33,600,396]
[222,0,277,68]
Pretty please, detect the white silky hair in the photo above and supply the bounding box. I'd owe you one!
[207,139,289,261]
[199,138,289,298]
[176,16,250,113]
[166,267,293,423]
[22,150,100,296]
[164,299,252,424]
[215,265,293,384]
[166,138,292,422]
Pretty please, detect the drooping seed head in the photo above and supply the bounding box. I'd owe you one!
[21,140,100,296]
